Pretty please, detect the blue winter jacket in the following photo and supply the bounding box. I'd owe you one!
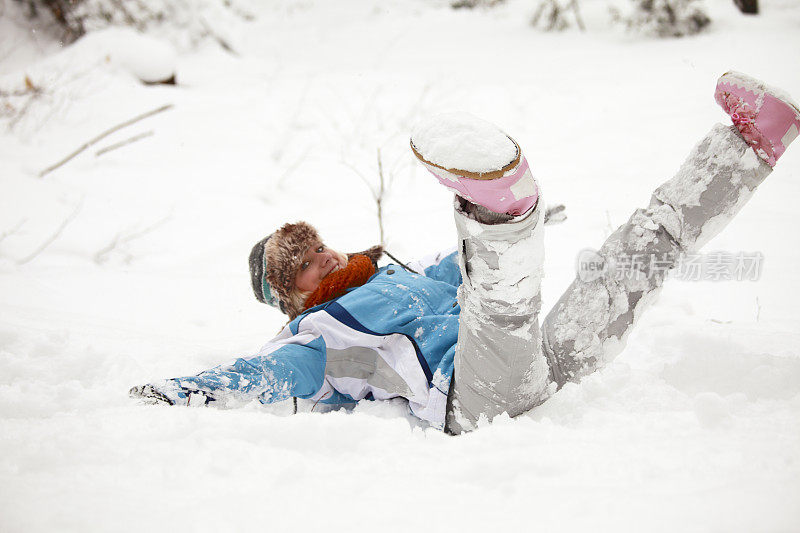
[175,251,461,429]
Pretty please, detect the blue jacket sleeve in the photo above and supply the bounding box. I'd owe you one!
[175,335,327,404]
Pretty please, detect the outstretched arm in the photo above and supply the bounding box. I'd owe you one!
[132,325,335,407]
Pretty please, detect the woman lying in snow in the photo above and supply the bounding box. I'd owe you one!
[131,71,800,434]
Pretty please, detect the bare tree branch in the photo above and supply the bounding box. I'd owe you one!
[8,94,37,130]
[39,103,173,178]
[94,213,172,264]
[342,160,377,199]
[16,200,82,265]
[531,0,585,31]
[95,130,154,157]
[272,77,313,164]
[0,219,27,244]
[198,16,238,55]
[570,0,587,31]
[275,146,312,189]
[0,80,43,98]
[109,0,143,31]
[342,149,389,245]
[376,148,386,245]
[4,76,45,131]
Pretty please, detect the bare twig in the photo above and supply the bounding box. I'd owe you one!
[531,0,585,31]
[5,77,44,131]
[376,148,385,245]
[198,17,237,55]
[275,146,312,189]
[8,94,36,130]
[109,0,142,31]
[0,78,43,97]
[400,84,431,128]
[272,77,313,164]
[17,200,82,265]
[342,149,389,245]
[570,0,587,31]
[342,160,375,194]
[94,213,172,264]
[95,130,154,157]
[0,219,27,244]
[39,103,173,178]
[531,1,547,26]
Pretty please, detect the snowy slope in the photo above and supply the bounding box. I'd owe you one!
[1,0,799,531]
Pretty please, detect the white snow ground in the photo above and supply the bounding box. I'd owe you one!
[1,0,799,531]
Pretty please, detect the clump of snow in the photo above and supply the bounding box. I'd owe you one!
[411,112,517,172]
[75,28,177,84]
[692,392,730,428]
[723,71,800,112]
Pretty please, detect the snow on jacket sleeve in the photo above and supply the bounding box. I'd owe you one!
[173,326,330,405]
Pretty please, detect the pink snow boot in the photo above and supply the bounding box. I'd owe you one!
[410,113,538,216]
[715,71,800,167]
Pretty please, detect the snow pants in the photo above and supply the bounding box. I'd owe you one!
[446,124,772,434]
[447,195,550,433]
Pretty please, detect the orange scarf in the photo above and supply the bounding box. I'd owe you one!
[303,254,376,311]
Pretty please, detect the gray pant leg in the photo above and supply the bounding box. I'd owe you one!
[542,124,771,387]
[446,197,551,434]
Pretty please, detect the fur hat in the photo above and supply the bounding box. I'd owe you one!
[249,221,383,319]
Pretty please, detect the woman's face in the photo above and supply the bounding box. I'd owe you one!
[294,241,346,293]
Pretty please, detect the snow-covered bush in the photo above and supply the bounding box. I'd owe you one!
[11,0,83,40]
[530,0,586,31]
[12,0,253,50]
[611,0,711,37]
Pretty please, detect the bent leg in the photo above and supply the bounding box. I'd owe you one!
[446,196,551,434]
[542,124,771,387]
[409,112,550,433]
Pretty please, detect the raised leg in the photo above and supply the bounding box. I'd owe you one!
[409,112,550,434]
[446,196,551,434]
[542,124,771,387]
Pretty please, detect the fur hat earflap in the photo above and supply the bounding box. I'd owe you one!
[266,221,320,312]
